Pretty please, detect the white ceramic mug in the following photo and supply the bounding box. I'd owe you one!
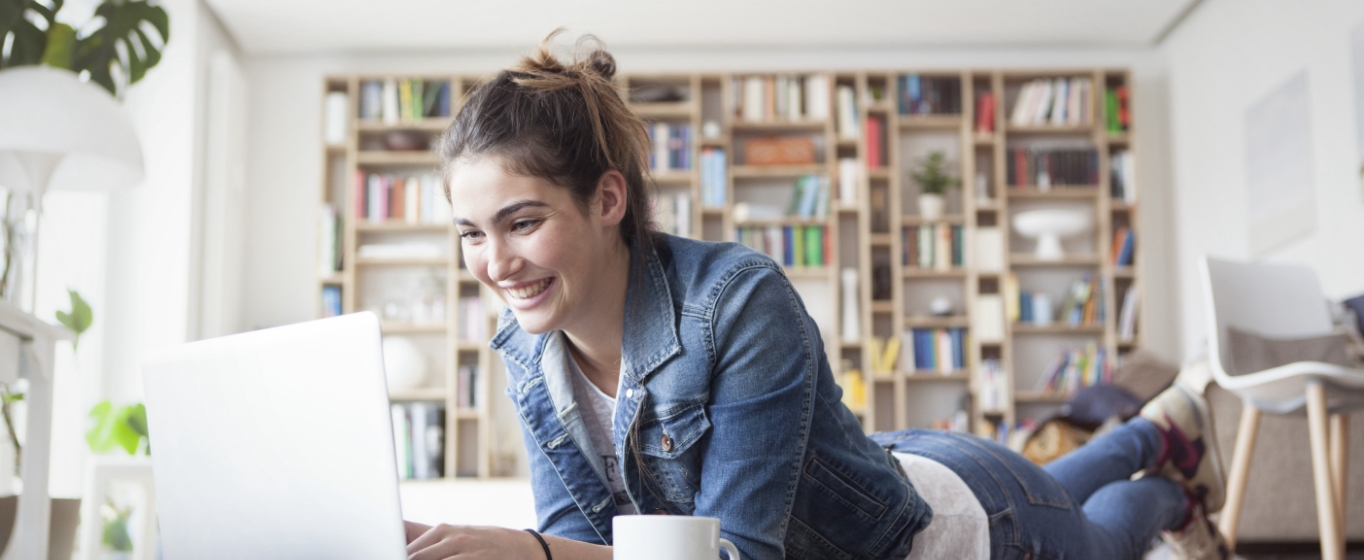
[613,515,740,560]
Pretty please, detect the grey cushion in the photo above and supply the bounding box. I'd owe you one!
[1225,327,1352,376]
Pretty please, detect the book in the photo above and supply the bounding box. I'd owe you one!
[974,295,1005,343]
[1119,283,1140,340]
[836,85,858,140]
[325,92,349,145]
[974,227,1003,271]
[805,74,830,120]
[837,158,858,205]
[381,78,400,125]
[866,116,884,168]
[321,285,342,317]
[392,404,412,479]
[974,91,995,133]
[318,204,341,277]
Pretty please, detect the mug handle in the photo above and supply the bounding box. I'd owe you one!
[719,538,740,560]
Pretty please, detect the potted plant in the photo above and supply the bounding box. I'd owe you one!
[910,152,960,220]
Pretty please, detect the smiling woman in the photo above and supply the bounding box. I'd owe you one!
[402,30,1231,560]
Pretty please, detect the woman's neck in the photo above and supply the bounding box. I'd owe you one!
[563,240,630,398]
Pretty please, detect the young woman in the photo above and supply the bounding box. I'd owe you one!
[402,33,1230,560]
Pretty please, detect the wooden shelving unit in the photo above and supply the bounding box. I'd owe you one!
[319,74,494,480]
[317,67,1143,474]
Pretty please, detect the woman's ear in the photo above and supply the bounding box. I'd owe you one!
[595,169,628,228]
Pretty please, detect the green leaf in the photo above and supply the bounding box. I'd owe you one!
[40,21,74,68]
[101,512,133,552]
[0,0,54,68]
[85,400,117,453]
[70,0,169,97]
[54,289,91,350]
[111,404,141,455]
[124,403,147,437]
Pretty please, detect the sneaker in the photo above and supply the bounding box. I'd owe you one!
[1139,382,1227,513]
[1163,501,1231,560]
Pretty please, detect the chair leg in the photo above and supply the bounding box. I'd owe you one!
[1219,403,1261,551]
[1307,382,1344,560]
[1330,413,1348,545]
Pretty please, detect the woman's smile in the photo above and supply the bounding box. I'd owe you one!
[503,276,556,308]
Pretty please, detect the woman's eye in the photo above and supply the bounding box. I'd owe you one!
[460,230,484,242]
[511,219,539,232]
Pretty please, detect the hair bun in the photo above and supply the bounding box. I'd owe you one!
[583,48,616,81]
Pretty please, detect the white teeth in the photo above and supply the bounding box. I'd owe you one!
[507,278,552,300]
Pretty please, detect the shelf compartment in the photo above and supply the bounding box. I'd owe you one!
[1011,324,1103,334]
[732,165,827,178]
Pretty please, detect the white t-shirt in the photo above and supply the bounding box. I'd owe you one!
[567,356,637,515]
[896,452,989,560]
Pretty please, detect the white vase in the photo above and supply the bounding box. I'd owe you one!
[918,194,946,220]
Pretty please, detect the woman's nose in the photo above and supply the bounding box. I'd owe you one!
[484,238,520,282]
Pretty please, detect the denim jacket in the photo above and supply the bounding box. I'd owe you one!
[490,234,933,559]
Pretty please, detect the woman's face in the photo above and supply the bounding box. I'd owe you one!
[448,156,624,336]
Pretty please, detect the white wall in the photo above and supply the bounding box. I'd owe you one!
[1164,0,1364,361]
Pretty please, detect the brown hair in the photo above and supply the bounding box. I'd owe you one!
[439,30,655,248]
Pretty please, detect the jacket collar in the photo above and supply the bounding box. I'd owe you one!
[489,235,681,388]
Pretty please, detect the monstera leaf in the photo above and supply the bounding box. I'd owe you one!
[0,0,62,68]
[70,0,169,97]
[54,288,92,350]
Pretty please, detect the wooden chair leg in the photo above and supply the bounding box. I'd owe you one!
[1307,382,1344,560]
[1220,403,1261,551]
[1330,413,1348,546]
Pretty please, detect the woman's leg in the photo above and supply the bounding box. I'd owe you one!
[1042,417,1164,504]
[879,429,1187,560]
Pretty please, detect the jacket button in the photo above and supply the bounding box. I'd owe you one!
[660,435,674,452]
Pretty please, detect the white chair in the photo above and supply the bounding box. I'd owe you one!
[1200,257,1364,560]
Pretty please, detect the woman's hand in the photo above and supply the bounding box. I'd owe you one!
[406,524,545,560]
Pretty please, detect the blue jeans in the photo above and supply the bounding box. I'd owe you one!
[871,418,1186,560]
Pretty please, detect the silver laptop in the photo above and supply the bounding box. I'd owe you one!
[143,312,407,559]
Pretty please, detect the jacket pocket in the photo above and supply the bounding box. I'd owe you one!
[635,402,710,503]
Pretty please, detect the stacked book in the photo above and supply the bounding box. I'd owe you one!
[391,402,446,480]
[903,224,965,270]
[904,328,969,374]
[354,172,453,224]
[736,225,828,268]
[1111,228,1136,266]
[897,74,962,115]
[1036,343,1112,396]
[648,122,692,172]
[359,78,451,123]
[732,74,831,122]
[1009,77,1092,127]
[1006,148,1099,187]
[1017,274,1104,327]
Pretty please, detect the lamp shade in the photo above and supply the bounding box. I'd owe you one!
[0,66,143,196]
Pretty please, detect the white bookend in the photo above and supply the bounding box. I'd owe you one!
[836,85,858,140]
[381,78,400,125]
[744,76,765,122]
[974,295,1005,343]
[974,227,1003,271]
[840,268,861,342]
[837,158,858,205]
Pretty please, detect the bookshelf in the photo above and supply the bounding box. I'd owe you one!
[315,67,1143,477]
[319,75,494,480]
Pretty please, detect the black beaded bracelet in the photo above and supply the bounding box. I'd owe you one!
[524,528,552,560]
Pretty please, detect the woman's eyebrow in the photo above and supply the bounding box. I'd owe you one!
[454,200,549,227]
